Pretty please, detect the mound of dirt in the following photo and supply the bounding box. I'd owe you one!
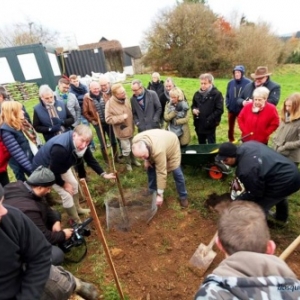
[204,192,232,214]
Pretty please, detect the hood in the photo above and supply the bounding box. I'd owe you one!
[233,65,245,75]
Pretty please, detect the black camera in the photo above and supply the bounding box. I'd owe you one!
[60,217,93,253]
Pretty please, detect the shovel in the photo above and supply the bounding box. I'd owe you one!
[188,231,218,277]
[279,235,300,261]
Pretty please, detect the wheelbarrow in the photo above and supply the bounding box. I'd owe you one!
[181,143,232,180]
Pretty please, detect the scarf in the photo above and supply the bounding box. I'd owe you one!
[55,86,68,102]
[285,112,290,122]
[199,85,213,98]
[70,83,86,94]
[136,91,146,110]
[90,92,101,102]
[22,118,38,145]
[45,104,65,134]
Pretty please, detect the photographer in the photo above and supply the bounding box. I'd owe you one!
[4,166,73,265]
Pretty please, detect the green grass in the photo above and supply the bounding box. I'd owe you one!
[18,64,300,298]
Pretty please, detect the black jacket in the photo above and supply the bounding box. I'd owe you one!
[192,86,224,134]
[4,181,66,245]
[236,141,300,199]
[236,78,281,107]
[0,204,51,300]
[147,80,164,98]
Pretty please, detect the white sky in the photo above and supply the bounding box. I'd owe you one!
[1,0,299,48]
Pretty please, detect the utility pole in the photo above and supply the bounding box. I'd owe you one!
[29,22,34,43]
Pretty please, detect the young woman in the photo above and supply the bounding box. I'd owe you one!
[273,93,300,165]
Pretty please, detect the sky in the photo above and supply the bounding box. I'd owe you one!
[1,0,299,49]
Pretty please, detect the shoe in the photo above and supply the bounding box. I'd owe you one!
[180,199,189,208]
[267,219,289,229]
[75,277,99,300]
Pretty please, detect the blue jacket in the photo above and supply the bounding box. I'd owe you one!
[226,66,251,114]
[69,83,88,108]
[0,123,33,175]
[33,98,74,141]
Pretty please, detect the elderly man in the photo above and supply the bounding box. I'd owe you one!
[130,79,162,132]
[132,129,188,208]
[237,66,281,107]
[191,73,224,144]
[83,80,120,163]
[0,184,99,300]
[4,166,73,266]
[32,124,115,222]
[33,84,74,142]
[216,141,300,225]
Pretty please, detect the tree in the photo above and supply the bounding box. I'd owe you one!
[0,21,60,48]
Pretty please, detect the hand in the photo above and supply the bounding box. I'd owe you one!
[103,173,116,180]
[91,120,98,126]
[156,194,163,206]
[63,228,74,240]
[51,117,63,125]
[50,124,61,132]
[63,182,74,195]
[123,113,128,120]
[192,108,199,116]
[52,221,62,232]
[144,160,152,170]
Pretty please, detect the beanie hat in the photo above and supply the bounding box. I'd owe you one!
[233,65,245,75]
[215,142,237,162]
[26,166,56,187]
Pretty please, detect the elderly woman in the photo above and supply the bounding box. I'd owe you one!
[273,93,300,164]
[0,101,41,180]
[164,87,191,147]
[238,86,279,144]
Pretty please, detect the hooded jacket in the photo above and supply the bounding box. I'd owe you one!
[225,65,251,114]
[194,251,300,300]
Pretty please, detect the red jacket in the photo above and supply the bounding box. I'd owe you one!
[238,102,279,144]
[0,138,10,172]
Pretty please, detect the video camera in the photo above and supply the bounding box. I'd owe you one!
[60,217,93,253]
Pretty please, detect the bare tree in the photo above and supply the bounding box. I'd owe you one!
[0,21,60,48]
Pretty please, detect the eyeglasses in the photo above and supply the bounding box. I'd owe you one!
[132,87,141,92]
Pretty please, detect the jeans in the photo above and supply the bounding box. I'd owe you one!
[147,165,187,200]
[51,245,65,266]
[94,123,116,150]
[80,116,95,148]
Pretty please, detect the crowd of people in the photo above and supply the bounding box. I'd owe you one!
[1,65,300,299]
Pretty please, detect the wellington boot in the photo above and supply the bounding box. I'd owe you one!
[124,155,132,171]
[74,194,90,215]
[130,152,141,167]
[65,205,81,224]
[112,144,124,164]
[75,277,99,300]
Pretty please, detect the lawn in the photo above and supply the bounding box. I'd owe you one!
[19,64,300,299]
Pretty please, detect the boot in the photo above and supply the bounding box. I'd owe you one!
[130,152,141,167]
[101,148,109,165]
[74,194,90,215]
[124,155,132,171]
[65,205,81,224]
[74,277,99,300]
[112,144,124,164]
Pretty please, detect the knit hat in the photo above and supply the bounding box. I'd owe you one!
[0,183,4,199]
[27,166,56,187]
[215,142,237,162]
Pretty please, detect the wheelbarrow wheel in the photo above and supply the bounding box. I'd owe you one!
[207,163,228,180]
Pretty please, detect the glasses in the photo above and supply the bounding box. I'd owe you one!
[132,87,141,92]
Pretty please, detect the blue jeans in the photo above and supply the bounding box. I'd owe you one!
[147,165,187,200]
[80,116,95,148]
[8,157,30,181]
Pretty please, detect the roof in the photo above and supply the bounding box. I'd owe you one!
[79,40,123,52]
[123,46,142,59]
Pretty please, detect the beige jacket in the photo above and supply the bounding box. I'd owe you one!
[132,129,181,190]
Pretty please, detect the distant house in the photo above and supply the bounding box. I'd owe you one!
[123,46,143,75]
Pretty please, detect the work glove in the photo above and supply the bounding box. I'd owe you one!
[49,123,61,132]
[51,117,64,125]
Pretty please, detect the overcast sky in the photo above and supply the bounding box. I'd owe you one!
[1,0,299,49]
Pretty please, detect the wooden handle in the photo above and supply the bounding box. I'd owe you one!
[207,231,218,250]
[279,235,300,261]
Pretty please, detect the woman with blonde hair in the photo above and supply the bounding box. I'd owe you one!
[164,87,191,147]
[273,93,300,164]
[0,101,41,180]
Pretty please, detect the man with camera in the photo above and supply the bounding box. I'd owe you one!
[4,165,74,265]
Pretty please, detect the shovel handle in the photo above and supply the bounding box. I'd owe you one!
[279,235,300,261]
[207,231,218,250]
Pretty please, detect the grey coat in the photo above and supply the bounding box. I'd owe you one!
[54,91,81,127]
[131,89,162,132]
[273,118,300,163]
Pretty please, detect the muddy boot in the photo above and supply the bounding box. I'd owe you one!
[101,148,109,165]
[124,155,132,171]
[65,205,81,223]
[130,152,141,167]
[74,194,90,215]
[112,144,124,164]
[74,277,99,300]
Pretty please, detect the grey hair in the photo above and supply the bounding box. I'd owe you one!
[73,124,93,140]
[39,84,54,97]
[199,73,214,83]
[99,74,110,84]
[253,86,270,99]
[131,79,143,88]
[164,77,175,87]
